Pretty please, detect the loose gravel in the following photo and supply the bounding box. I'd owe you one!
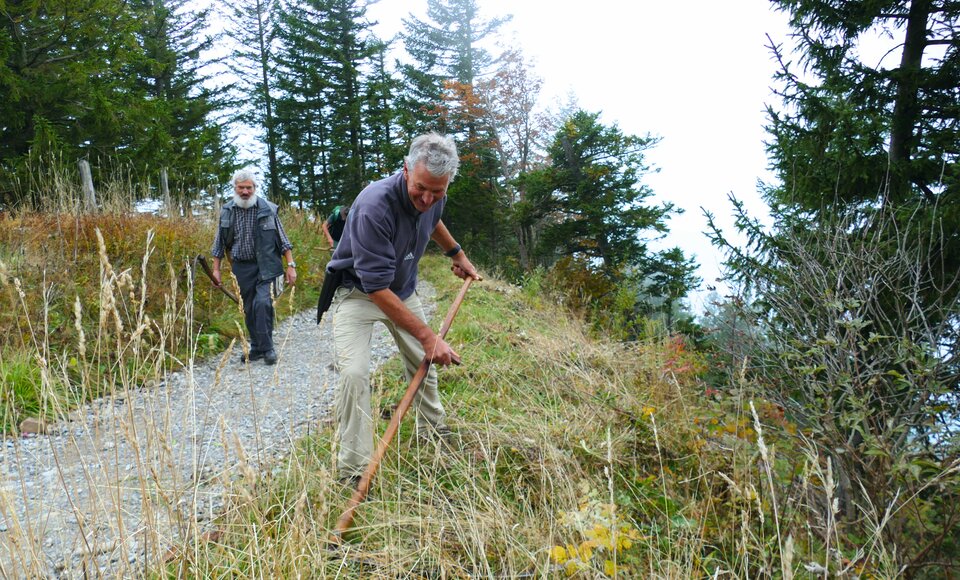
[0,284,436,578]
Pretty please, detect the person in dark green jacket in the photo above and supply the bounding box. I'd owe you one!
[322,204,350,249]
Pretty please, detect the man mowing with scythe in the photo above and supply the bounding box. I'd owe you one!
[320,133,480,489]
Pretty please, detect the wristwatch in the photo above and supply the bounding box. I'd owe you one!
[287,261,297,269]
[444,244,462,257]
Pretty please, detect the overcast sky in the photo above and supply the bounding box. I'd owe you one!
[367,0,794,312]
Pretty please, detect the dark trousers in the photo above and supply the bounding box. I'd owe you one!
[232,260,275,353]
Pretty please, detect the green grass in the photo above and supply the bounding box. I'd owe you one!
[0,351,44,429]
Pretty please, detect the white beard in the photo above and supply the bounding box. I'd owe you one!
[233,193,257,209]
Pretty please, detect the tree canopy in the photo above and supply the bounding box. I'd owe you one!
[0,0,233,205]
[0,0,700,323]
[766,0,959,209]
[527,110,672,274]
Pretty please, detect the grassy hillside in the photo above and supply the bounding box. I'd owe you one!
[158,255,887,578]
[1,209,949,577]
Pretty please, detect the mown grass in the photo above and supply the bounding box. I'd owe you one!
[160,255,897,578]
[0,208,326,432]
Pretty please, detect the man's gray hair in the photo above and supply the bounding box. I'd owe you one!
[405,133,459,180]
[231,168,258,188]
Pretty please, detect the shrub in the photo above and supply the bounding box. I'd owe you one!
[709,203,960,574]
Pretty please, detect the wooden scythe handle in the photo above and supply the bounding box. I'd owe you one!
[331,276,475,542]
[195,254,240,304]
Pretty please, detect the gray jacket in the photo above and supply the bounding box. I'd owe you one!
[217,198,285,282]
[326,171,444,300]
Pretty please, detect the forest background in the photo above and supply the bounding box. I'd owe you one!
[1,0,959,576]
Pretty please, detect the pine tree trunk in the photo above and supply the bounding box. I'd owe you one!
[255,0,281,202]
[161,168,173,217]
[888,0,930,202]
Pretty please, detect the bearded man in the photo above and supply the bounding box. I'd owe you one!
[211,169,297,365]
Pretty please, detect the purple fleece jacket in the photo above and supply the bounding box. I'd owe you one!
[326,171,445,300]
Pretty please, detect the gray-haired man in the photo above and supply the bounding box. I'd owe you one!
[325,133,480,486]
[211,169,297,365]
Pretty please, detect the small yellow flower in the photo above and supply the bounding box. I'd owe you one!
[642,405,656,417]
[604,559,618,576]
[550,545,567,564]
[590,523,609,543]
[577,541,594,561]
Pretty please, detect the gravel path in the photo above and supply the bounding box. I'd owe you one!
[0,284,435,578]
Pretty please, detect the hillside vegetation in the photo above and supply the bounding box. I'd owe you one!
[0,205,958,578]
[0,208,955,577]
[4,0,958,574]
[153,254,914,578]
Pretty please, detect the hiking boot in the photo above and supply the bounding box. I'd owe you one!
[239,350,265,363]
[338,474,362,490]
[263,350,278,365]
[380,403,399,421]
[418,424,457,449]
[433,424,453,440]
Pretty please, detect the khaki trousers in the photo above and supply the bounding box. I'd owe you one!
[331,286,446,478]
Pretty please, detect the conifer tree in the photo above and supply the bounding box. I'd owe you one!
[130,0,234,208]
[275,0,375,209]
[319,0,372,199]
[0,0,142,204]
[399,0,511,262]
[274,0,333,207]
[527,110,675,276]
[522,109,697,327]
[225,0,283,202]
[642,247,700,327]
[767,0,959,210]
[399,0,509,134]
[363,40,405,177]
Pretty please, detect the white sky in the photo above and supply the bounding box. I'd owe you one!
[367,0,794,312]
